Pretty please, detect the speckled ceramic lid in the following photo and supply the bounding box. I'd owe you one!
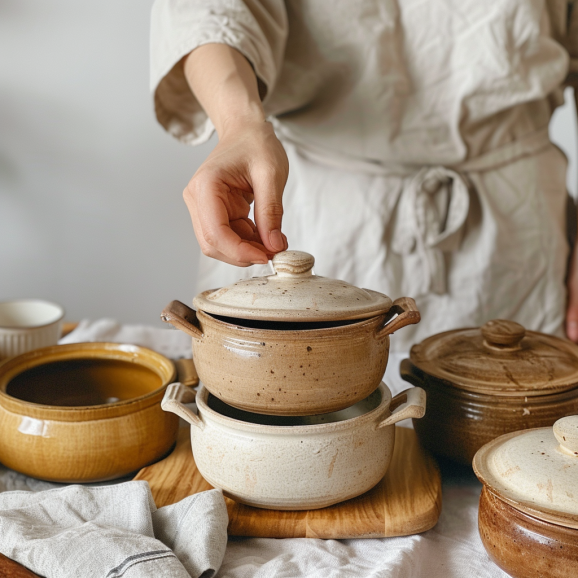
[473,416,578,529]
[193,251,393,322]
[409,319,578,397]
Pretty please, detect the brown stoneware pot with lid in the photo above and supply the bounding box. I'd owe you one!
[473,416,578,578]
[161,250,420,416]
[400,319,578,464]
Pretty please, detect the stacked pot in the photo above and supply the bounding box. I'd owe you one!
[160,250,426,510]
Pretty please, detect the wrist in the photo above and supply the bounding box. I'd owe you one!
[218,112,272,142]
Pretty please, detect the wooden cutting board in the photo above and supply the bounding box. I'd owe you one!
[135,426,442,539]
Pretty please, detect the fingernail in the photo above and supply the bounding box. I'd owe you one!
[281,233,288,250]
[270,229,284,252]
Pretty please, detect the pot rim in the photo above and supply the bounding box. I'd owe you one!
[0,342,177,420]
[405,360,578,399]
[197,308,386,335]
[195,382,392,435]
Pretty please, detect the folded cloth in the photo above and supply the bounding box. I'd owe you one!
[59,319,193,360]
[0,481,228,578]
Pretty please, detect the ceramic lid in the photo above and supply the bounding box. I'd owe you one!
[409,319,578,396]
[193,251,393,322]
[473,416,578,529]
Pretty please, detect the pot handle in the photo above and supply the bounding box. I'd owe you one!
[376,297,421,339]
[161,382,204,430]
[399,358,425,388]
[173,358,199,387]
[161,300,203,340]
[377,386,426,429]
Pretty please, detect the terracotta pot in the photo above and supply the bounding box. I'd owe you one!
[400,320,578,464]
[473,417,578,577]
[0,342,196,482]
[161,250,420,416]
[478,487,578,578]
[162,381,426,510]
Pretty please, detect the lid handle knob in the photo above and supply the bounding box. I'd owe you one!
[272,251,315,277]
[553,416,578,456]
[481,319,526,350]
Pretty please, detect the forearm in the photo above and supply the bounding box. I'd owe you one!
[183,43,265,137]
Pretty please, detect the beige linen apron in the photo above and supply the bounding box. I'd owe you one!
[150,0,578,352]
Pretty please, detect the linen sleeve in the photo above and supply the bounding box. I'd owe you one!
[150,0,288,145]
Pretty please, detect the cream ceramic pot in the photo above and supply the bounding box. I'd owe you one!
[161,251,420,416]
[162,381,426,510]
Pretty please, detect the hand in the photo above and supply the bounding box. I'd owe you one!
[183,119,289,266]
[566,233,578,342]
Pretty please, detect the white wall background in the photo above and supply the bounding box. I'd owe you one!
[0,1,576,326]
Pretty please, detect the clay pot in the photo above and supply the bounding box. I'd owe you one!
[0,342,196,482]
[473,417,578,577]
[478,487,578,578]
[162,381,426,510]
[400,320,578,464]
[161,251,420,416]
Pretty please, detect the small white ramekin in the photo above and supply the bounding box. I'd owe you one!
[0,299,65,359]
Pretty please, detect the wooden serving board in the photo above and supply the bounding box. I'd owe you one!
[135,426,442,539]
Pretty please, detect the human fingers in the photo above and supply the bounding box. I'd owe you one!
[185,179,269,265]
[251,144,289,254]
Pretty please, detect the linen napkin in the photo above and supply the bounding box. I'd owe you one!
[0,481,227,578]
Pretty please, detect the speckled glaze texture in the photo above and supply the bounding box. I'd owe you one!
[162,382,427,510]
[479,487,578,578]
[194,310,391,415]
[193,251,394,322]
[401,360,578,464]
[162,299,421,415]
[0,343,180,482]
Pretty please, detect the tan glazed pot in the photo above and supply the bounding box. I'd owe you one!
[401,320,578,464]
[162,381,427,510]
[161,250,420,416]
[0,342,191,482]
[473,417,578,578]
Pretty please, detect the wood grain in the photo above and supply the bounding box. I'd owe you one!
[0,554,42,578]
[135,426,442,539]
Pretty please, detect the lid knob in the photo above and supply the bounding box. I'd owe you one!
[272,251,315,277]
[481,319,526,350]
[553,416,578,456]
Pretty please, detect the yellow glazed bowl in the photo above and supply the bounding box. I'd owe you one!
[0,342,179,482]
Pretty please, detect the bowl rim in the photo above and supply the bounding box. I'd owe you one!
[0,342,177,420]
[0,299,65,330]
[195,381,393,435]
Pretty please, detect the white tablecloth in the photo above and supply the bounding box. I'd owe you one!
[0,321,509,578]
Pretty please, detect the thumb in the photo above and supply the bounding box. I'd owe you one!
[252,165,288,254]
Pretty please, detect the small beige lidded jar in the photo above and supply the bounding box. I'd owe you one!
[473,416,578,578]
[162,250,421,415]
[400,319,578,463]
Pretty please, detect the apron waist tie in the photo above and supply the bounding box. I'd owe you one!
[389,128,553,297]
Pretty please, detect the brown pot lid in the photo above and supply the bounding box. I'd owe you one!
[193,251,393,322]
[409,319,578,396]
[473,416,578,529]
